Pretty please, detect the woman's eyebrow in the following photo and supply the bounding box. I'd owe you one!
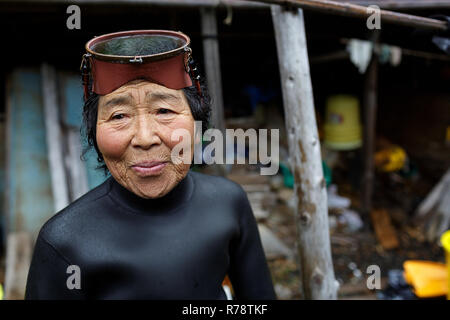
[145,92,181,103]
[103,95,133,108]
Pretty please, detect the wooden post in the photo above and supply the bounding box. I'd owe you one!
[4,232,32,299]
[201,7,226,134]
[271,5,337,299]
[361,32,379,215]
[41,63,69,212]
[59,73,90,201]
[201,7,227,175]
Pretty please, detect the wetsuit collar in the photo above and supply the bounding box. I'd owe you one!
[108,171,194,214]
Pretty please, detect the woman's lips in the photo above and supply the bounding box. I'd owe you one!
[131,161,167,176]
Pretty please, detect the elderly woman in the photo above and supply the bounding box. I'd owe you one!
[25,30,276,300]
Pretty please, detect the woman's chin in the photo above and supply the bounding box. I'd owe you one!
[130,174,176,199]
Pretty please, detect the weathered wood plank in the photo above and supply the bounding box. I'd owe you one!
[200,7,225,134]
[4,231,32,300]
[370,209,399,250]
[413,168,450,241]
[271,5,337,299]
[249,0,448,31]
[59,73,89,200]
[200,6,227,176]
[4,0,267,8]
[60,72,107,191]
[41,63,70,212]
[414,168,450,219]
[5,0,450,10]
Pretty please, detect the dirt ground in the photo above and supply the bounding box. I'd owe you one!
[263,197,445,300]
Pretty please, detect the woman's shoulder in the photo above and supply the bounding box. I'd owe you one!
[189,170,248,200]
[38,177,112,242]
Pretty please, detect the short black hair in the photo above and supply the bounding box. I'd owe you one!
[81,81,211,174]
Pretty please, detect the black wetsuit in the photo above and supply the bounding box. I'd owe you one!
[25,171,276,300]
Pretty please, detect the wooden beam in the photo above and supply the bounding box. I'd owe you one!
[310,50,349,64]
[4,0,267,8]
[340,38,450,62]
[310,46,450,65]
[271,5,337,299]
[248,0,448,31]
[6,0,450,10]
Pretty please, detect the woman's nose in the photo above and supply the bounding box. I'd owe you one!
[130,115,162,149]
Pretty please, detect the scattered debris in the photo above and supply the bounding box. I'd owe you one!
[277,188,294,204]
[247,192,271,221]
[274,283,293,300]
[377,269,416,300]
[327,184,351,209]
[227,172,270,186]
[338,280,378,300]
[414,168,450,242]
[258,224,294,260]
[370,209,400,250]
[338,210,364,233]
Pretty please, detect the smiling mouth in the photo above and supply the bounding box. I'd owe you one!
[131,161,168,176]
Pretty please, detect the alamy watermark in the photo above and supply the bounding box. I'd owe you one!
[366,5,381,30]
[171,121,280,175]
[366,264,381,290]
[66,5,81,30]
[66,265,81,290]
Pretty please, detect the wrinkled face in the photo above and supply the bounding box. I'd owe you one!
[96,79,195,199]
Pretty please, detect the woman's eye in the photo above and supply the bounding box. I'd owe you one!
[112,114,125,120]
[158,108,173,115]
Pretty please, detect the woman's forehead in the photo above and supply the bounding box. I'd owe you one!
[99,80,185,106]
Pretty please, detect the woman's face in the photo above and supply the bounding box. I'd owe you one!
[96,79,195,199]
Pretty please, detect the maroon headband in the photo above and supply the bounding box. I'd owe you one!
[81,30,201,101]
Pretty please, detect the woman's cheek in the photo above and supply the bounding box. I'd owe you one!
[162,118,195,150]
[96,125,129,159]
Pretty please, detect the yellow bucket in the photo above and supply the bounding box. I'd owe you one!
[324,95,362,150]
[441,230,450,299]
